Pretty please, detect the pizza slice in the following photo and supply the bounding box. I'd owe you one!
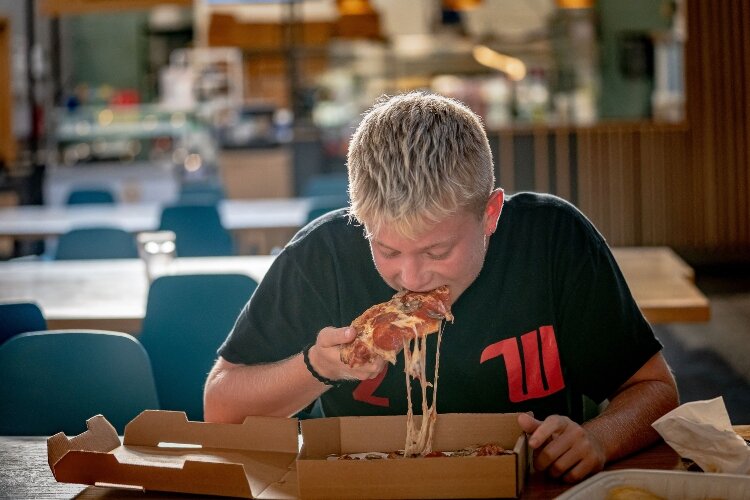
[339,285,453,367]
[339,286,454,457]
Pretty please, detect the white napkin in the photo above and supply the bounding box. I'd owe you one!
[652,397,750,474]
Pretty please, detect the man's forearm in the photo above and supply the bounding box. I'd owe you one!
[204,354,329,423]
[583,379,679,463]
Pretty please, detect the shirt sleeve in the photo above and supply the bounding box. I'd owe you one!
[217,247,340,365]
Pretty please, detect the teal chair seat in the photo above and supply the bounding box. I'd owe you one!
[139,274,257,421]
[55,227,139,260]
[0,302,47,346]
[0,330,159,435]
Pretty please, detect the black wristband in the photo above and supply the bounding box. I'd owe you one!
[303,343,343,388]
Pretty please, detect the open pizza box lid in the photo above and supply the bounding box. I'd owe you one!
[47,410,299,499]
[297,413,528,499]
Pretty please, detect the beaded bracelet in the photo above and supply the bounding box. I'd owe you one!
[303,343,343,388]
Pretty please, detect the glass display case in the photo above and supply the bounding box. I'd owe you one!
[45,104,217,205]
[52,104,212,167]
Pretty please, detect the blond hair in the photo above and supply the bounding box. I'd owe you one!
[347,92,495,239]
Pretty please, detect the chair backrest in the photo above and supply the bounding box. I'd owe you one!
[0,329,159,435]
[65,188,116,205]
[55,226,139,260]
[0,302,47,346]
[177,181,225,206]
[138,274,257,421]
[302,172,349,198]
[159,204,234,257]
[305,194,350,224]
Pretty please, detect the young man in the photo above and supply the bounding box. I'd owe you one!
[205,92,678,482]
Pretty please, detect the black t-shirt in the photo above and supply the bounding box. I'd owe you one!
[219,192,661,420]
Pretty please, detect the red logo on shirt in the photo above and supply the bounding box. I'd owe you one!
[352,364,390,407]
[480,325,565,402]
[352,325,565,407]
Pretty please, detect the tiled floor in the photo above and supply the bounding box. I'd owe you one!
[652,268,750,424]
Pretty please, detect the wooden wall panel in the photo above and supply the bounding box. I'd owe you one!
[683,0,750,257]
[488,0,750,260]
[491,124,688,248]
[742,0,750,249]
[533,129,549,193]
[498,131,515,192]
[554,129,571,200]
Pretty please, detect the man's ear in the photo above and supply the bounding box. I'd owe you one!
[483,188,504,235]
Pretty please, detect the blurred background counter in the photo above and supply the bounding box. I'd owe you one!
[0,0,746,264]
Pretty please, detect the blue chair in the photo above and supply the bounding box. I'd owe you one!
[302,172,349,198]
[178,181,225,206]
[159,204,234,257]
[306,194,350,224]
[65,188,116,205]
[0,302,47,346]
[0,329,159,435]
[139,274,257,421]
[54,227,139,260]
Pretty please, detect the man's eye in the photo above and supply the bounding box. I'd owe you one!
[382,250,400,259]
[426,251,450,260]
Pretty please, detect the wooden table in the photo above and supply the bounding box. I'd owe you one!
[0,435,686,499]
[0,248,710,332]
[611,247,711,323]
[5,428,749,499]
[0,198,312,254]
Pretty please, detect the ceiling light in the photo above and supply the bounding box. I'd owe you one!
[472,45,527,81]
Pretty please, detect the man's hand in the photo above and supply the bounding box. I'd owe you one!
[308,327,387,382]
[517,413,606,483]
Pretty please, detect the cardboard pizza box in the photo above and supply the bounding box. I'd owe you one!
[297,413,528,499]
[47,410,299,499]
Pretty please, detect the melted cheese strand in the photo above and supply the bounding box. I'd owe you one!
[403,320,445,457]
[403,337,415,456]
[423,320,445,454]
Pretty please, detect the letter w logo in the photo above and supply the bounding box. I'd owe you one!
[480,326,565,402]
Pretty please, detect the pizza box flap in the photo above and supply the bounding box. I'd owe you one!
[123,410,299,453]
[47,410,299,499]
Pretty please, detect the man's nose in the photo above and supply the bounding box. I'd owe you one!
[399,258,431,292]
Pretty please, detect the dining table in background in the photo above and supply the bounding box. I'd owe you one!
[0,198,313,254]
[0,256,275,333]
[0,247,710,333]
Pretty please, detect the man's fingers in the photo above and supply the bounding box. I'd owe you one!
[534,434,575,473]
[317,327,356,347]
[350,360,387,380]
[517,413,542,438]
[526,415,568,448]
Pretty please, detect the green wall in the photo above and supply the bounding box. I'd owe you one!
[68,12,148,94]
[598,0,672,119]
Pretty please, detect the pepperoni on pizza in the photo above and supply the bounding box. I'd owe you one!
[339,285,453,366]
